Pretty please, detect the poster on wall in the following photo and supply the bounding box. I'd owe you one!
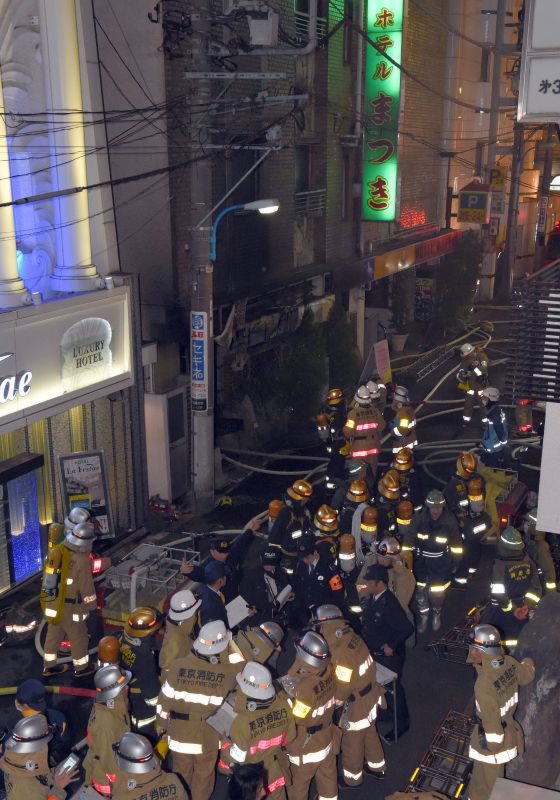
[414,278,434,321]
[58,451,114,539]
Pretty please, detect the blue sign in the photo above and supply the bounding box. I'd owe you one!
[191,312,208,412]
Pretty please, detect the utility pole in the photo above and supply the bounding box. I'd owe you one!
[534,124,556,270]
[499,121,524,303]
[189,4,215,512]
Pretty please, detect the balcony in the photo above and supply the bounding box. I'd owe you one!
[294,188,326,217]
[294,11,328,43]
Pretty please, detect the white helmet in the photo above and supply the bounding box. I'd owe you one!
[193,620,232,656]
[354,385,371,406]
[393,385,409,403]
[460,343,475,356]
[482,387,500,402]
[366,380,381,400]
[236,661,275,701]
[168,589,201,622]
[65,520,96,549]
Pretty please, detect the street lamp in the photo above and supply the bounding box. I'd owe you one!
[192,199,279,510]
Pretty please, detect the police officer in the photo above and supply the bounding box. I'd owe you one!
[390,386,417,454]
[457,343,488,426]
[402,490,463,633]
[480,387,508,467]
[41,508,97,678]
[466,624,535,800]
[219,662,295,799]
[156,620,239,800]
[239,549,291,623]
[444,452,481,518]
[283,631,338,800]
[391,449,422,511]
[490,527,541,611]
[311,605,386,786]
[199,561,230,628]
[112,733,188,800]
[269,480,314,572]
[14,679,71,768]
[522,505,557,592]
[0,715,77,800]
[159,589,201,672]
[343,385,385,475]
[455,480,492,586]
[292,536,348,626]
[83,665,131,796]
[361,564,413,741]
[120,607,162,737]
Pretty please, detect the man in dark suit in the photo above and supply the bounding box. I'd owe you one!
[198,561,230,628]
[361,563,413,741]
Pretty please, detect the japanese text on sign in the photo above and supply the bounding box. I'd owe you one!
[191,311,208,412]
[362,1,404,222]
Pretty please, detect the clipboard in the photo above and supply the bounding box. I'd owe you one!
[226,595,250,628]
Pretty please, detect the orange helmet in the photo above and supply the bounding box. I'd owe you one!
[456,451,477,479]
[314,504,339,533]
[346,479,369,504]
[392,448,414,472]
[268,499,285,519]
[467,476,485,500]
[125,606,162,638]
[378,470,401,501]
[360,506,378,531]
[98,635,121,664]
[287,479,313,502]
[396,499,414,522]
[327,388,344,406]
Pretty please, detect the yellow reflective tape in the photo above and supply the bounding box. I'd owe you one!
[411,768,419,782]
[345,419,356,429]
[455,784,464,798]
[335,664,353,683]
[292,700,311,719]
[360,524,377,532]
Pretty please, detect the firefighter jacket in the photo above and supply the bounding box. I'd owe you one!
[343,405,384,460]
[269,505,313,558]
[314,533,339,564]
[469,654,533,765]
[328,402,348,441]
[284,664,337,767]
[156,650,238,755]
[403,508,463,584]
[376,499,398,537]
[443,474,471,516]
[479,603,528,652]
[482,403,508,454]
[398,469,423,511]
[0,749,66,800]
[490,554,541,609]
[234,628,276,665]
[83,695,131,792]
[112,765,188,800]
[523,529,557,591]
[220,691,296,794]
[462,512,492,545]
[460,351,488,393]
[120,632,161,730]
[159,615,196,672]
[188,528,256,603]
[293,555,348,619]
[390,405,417,452]
[322,625,385,731]
[41,542,97,625]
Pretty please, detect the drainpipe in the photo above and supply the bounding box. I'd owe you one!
[245,0,318,55]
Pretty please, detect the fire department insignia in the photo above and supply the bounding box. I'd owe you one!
[25,760,36,771]
[127,779,137,790]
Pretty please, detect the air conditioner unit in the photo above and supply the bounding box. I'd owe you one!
[248,9,279,45]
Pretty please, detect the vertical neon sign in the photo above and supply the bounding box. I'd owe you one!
[362,1,403,222]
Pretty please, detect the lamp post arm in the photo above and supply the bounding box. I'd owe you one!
[209,204,245,262]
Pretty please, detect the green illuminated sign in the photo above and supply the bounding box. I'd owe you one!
[362,1,404,222]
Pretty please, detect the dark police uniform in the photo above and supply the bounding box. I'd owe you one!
[198,584,229,628]
[292,542,347,626]
[120,631,160,737]
[444,472,472,517]
[188,529,255,603]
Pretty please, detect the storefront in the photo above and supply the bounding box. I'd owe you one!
[0,281,146,595]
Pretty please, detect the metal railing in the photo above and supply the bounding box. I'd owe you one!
[294,188,326,217]
[294,11,328,41]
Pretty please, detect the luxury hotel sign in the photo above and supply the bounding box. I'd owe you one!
[0,287,133,430]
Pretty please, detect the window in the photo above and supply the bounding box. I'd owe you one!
[341,153,350,220]
[343,0,353,64]
[295,146,310,193]
[480,49,490,82]
[474,141,485,177]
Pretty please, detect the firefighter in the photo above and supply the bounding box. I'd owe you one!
[444,452,481,518]
[331,458,371,511]
[481,388,509,467]
[120,606,162,737]
[219,662,295,799]
[455,478,492,586]
[325,387,347,441]
[402,490,463,633]
[269,480,314,573]
[376,470,401,535]
[234,620,285,665]
[239,548,292,623]
[457,342,488,426]
[349,506,379,570]
[479,599,530,653]
[156,620,239,800]
[83,665,131,796]
[521,506,557,592]
[283,631,338,800]
[97,635,121,668]
[112,732,188,800]
[367,378,387,410]
[0,715,77,800]
[316,412,332,451]
[312,505,340,563]
[490,527,541,611]
[159,589,201,672]
[391,449,423,511]
[395,500,414,554]
[373,537,416,613]
[311,605,386,786]
[343,385,385,475]
[390,386,417,454]
[466,624,535,800]
[40,508,97,678]
[268,500,286,534]
[338,480,370,536]
[292,536,349,626]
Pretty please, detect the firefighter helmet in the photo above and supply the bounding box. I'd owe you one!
[354,385,371,406]
[255,621,284,649]
[425,489,446,508]
[314,504,339,533]
[125,606,162,638]
[94,665,131,703]
[525,507,538,526]
[456,451,478,479]
[469,624,503,658]
[378,470,401,501]
[295,631,330,669]
[97,635,121,665]
[47,522,64,549]
[287,479,313,502]
[346,479,369,504]
[65,520,96,549]
[346,459,366,477]
[64,506,91,531]
[376,536,401,557]
[268,499,284,520]
[482,387,500,403]
[396,499,414,521]
[114,733,158,774]
[366,380,381,400]
[311,604,345,625]
[393,385,409,404]
[168,589,201,622]
[327,388,344,406]
[392,448,414,472]
[194,620,232,655]
[460,343,475,357]
[5,715,52,754]
[360,506,378,531]
[467,476,485,499]
[497,526,524,556]
[236,662,275,701]
[316,413,330,429]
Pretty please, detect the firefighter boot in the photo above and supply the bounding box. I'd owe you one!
[432,608,442,632]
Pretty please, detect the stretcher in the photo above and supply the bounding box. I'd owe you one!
[428,605,484,663]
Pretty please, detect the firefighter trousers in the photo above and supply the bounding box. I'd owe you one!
[287,748,338,800]
[468,760,503,800]
[44,607,89,670]
[171,750,217,800]
[341,726,385,786]
[463,390,483,423]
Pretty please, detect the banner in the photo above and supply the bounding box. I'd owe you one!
[58,451,114,539]
[374,339,392,384]
[191,311,209,412]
